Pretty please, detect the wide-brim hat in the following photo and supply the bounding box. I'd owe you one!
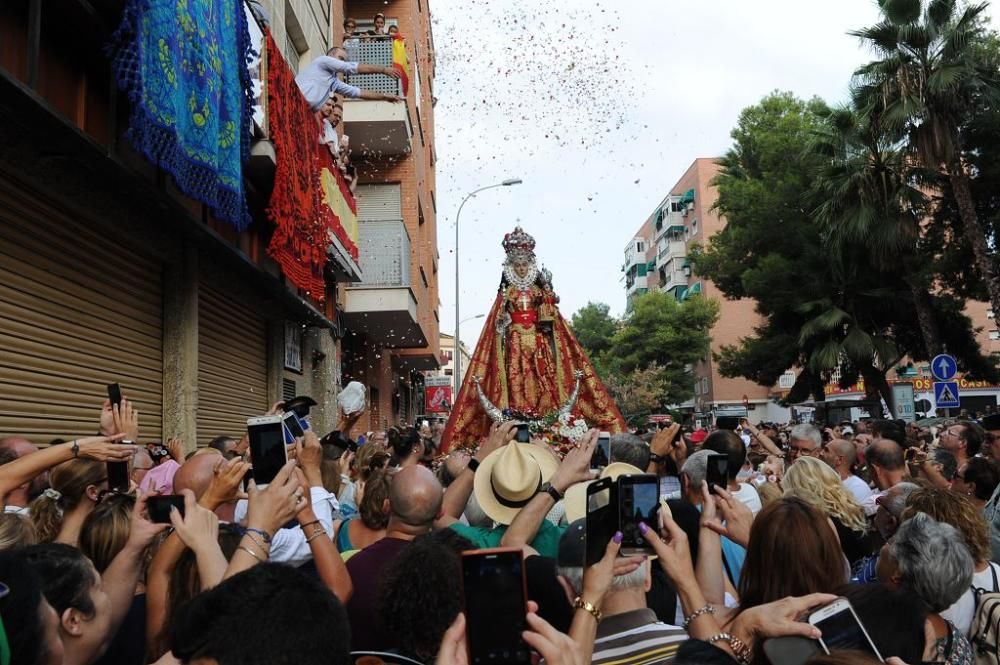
[284,395,317,417]
[563,462,644,524]
[474,443,559,525]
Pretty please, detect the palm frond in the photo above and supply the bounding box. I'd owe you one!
[927,0,957,32]
[882,0,923,25]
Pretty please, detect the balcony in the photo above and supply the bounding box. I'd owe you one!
[343,37,412,156]
[657,239,687,266]
[342,220,427,348]
[655,210,686,242]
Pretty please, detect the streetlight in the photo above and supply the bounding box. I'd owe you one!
[454,179,522,398]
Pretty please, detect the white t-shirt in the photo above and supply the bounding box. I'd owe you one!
[842,475,873,505]
[941,561,1000,635]
[732,482,762,515]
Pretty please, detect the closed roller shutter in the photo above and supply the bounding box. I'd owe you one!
[196,285,269,441]
[355,183,401,220]
[0,182,164,443]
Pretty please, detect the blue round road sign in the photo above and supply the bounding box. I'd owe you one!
[931,354,958,381]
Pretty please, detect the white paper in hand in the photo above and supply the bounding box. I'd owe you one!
[338,381,366,415]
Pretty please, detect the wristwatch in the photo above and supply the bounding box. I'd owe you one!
[541,482,563,502]
[467,457,480,473]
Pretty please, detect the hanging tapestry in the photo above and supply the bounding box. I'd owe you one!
[265,32,358,301]
[109,0,254,230]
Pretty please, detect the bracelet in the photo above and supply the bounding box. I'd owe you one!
[305,527,326,543]
[245,527,272,544]
[467,458,480,473]
[707,633,751,665]
[244,530,271,552]
[238,545,266,563]
[300,520,321,530]
[683,604,716,629]
[572,597,602,622]
[71,440,80,458]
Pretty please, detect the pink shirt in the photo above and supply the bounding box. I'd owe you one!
[139,460,180,495]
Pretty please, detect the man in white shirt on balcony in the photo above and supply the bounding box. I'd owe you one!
[296,46,403,110]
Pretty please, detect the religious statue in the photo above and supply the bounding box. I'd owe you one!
[441,227,626,451]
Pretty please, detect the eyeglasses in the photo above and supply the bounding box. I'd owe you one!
[788,446,816,457]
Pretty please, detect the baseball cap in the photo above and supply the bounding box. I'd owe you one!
[689,428,708,444]
[982,414,1000,432]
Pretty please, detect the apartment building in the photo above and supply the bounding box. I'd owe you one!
[0,0,439,444]
[624,159,788,424]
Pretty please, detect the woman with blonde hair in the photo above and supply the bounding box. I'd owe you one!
[0,512,36,550]
[29,458,109,546]
[783,456,874,565]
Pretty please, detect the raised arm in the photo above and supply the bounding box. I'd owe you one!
[294,468,352,603]
[695,482,727,607]
[500,430,596,549]
[743,419,783,457]
[0,436,133,500]
[648,424,681,474]
[437,422,516,527]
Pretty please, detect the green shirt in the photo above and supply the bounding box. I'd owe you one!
[448,520,566,559]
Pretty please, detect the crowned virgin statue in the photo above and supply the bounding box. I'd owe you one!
[441,227,626,451]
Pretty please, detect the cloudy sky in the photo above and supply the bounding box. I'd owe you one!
[427,0,1000,350]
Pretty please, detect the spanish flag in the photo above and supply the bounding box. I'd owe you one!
[392,34,409,96]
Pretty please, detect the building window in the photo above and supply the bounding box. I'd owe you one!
[702,377,709,393]
[444,369,453,376]
[692,219,698,233]
[283,1,308,73]
[444,350,453,362]
[695,381,700,395]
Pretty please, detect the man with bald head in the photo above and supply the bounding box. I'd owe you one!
[0,437,44,513]
[345,465,443,651]
[821,438,872,504]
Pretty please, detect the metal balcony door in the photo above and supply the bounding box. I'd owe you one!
[196,285,269,442]
[0,180,164,443]
[356,183,401,221]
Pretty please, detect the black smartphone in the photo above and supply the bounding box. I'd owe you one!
[247,415,287,487]
[515,423,530,444]
[106,383,123,407]
[591,432,611,470]
[107,437,132,492]
[241,467,254,493]
[705,453,729,493]
[618,474,659,556]
[283,411,305,439]
[716,416,739,431]
[461,548,531,665]
[147,495,185,524]
[585,476,615,566]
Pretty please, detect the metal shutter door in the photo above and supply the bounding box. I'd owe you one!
[355,183,401,220]
[0,183,164,443]
[196,285,269,441]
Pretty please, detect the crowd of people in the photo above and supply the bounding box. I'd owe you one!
[5,393,1000,664]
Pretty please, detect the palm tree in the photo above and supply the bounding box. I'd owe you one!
[851,0,1000,318]
[810,103,943,356]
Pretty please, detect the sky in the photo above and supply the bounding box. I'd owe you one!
[427,0,1000,351]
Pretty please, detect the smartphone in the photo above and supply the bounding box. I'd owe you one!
[461,548,530,665]
[618,474,659,557]
[808,598,883,660]
[762,636,822,665]
[716,416,739,431]
[242,467,254,493]
[591,432,611,470]
[283,411,305,439]
[147,495,185,524]
[515,423,530,444]
[107,437,132,492]
[585,476,615,566]
[106,383,123,407]
[247,415,287,488]
[705,453,729,493]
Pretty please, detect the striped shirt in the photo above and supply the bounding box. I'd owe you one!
[592,608,688,664]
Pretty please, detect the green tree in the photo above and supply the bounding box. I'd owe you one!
[604,363,671,424]
[570,302,617,359]
[610,290,719,406]
[851,0,1000,318]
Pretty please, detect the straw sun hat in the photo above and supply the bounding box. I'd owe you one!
[473,443,560,525]
[562,462,644,524]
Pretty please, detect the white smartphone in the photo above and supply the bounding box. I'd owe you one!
[247,415,286,489]
[808,598,883,661]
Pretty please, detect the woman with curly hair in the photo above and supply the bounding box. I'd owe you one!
[783,456,874,566]
[903,488,1000,635]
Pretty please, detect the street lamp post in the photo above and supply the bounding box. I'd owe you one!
[454,179,522,399]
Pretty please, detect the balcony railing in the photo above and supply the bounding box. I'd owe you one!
[356,220,411,286]
[344,36,404,96]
